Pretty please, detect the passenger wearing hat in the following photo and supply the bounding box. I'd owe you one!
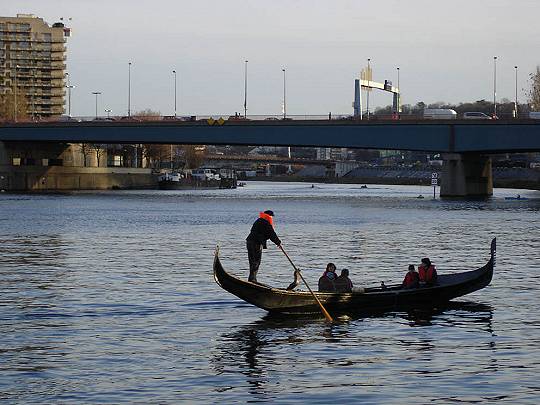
[246,210,281,283]
[418,258,438,286]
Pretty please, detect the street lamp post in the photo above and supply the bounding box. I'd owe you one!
[171,69,177,170]
[31,69,35,121]
[282,68,286,119]
[493,56,497,118]
[244,60,248,118]
[92,91,101,119]
[397,66,400,117]
[514,65,518,118]
[105,109,112,118]
[65,72,74,117]
[128,62,132,117]
[14,65,18,122]
[367,58,371,120]
[172,70,177,117]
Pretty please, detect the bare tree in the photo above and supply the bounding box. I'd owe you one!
[182,145,206,169]
[134,109,161,121]
[529,66,540,111]
[80,143,93,167]
[92,144,106,167]
[142,144,169,168]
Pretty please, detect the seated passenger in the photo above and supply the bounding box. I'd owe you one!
[402,264,420,289]
[318,262,337,292]
[418,258,438,286]
[335,268,353,293]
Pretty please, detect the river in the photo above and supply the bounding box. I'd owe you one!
[1,182,539,403]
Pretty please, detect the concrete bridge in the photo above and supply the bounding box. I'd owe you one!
[1,119,540,196]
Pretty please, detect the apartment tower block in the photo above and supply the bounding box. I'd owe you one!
[0,14,70,119]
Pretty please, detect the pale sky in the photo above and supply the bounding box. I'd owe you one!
[5,0,540,117]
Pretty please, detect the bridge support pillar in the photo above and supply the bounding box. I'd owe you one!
[441,153,493,197]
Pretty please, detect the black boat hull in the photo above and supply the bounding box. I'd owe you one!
[214,238,495,314]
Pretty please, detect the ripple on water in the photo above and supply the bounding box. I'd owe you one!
[0,183,539,403]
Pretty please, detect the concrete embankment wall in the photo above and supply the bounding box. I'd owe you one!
[0,166,157,191]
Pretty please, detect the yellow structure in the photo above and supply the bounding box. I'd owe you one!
[0,14,70,118]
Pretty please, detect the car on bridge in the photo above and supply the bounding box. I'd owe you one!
[462,112,492,120]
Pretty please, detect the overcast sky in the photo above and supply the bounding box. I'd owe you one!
[5,0,540,117]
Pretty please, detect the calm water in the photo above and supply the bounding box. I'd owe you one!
[1,182,539,404]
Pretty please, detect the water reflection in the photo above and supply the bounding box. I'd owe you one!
[212,301,496,400]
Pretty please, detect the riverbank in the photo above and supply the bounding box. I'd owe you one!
[255,166,540,190]
[2,164,538,192]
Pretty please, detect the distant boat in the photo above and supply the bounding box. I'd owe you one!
[158,169,237,190]
[504,195,528,200]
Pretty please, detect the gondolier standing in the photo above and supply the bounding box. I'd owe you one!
[246,210,281,283]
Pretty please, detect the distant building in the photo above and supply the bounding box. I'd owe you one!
[316,147,348,161]
[0,14,70,118]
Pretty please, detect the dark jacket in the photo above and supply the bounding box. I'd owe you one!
[318,275,336,292]
[335,275,353,293]
[246,217,281,249]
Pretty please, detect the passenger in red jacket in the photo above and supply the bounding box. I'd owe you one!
[418,258,438,286]
[402,264,420,289]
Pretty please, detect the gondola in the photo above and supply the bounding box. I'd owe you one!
[214,238,496,315]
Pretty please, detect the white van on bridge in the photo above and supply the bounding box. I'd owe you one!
[423,109,457,120]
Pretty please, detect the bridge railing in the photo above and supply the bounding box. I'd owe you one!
[2,112,538,124]
[5,114,356,123]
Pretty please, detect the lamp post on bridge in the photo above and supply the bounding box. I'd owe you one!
[282,67,286,119]
[396,66,400,118]
[172,69,177,117]
[366,58,371,120]
[14,64,19,122]
[92,91,101,119]
[128,62,132,117]
[514,65,518,118]
[65,72,75,117]
[105,109,112,119]
[493,56,497,118]
[244,60,248,118]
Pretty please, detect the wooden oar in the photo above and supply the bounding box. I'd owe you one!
[279,245,334,322]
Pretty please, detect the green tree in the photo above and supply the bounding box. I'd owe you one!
[529,66,540,110]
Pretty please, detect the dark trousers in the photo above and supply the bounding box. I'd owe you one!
[246,241,263,282]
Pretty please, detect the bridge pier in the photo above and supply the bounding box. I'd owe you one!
[441,153,493,197]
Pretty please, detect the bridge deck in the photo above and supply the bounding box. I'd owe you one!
[1,120,539,153]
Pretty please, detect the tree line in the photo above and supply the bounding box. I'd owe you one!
[375,66,540,117]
